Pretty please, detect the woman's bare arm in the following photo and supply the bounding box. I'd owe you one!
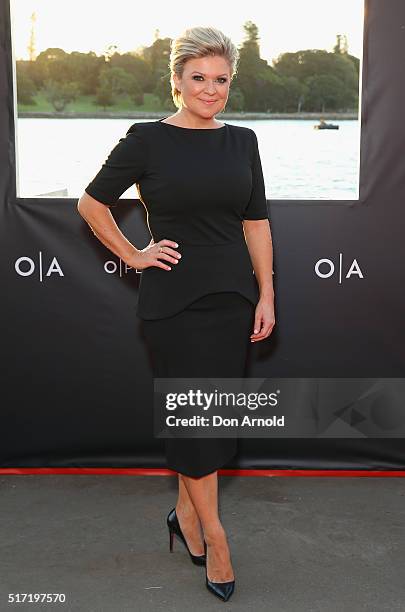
[77,192,140,266]
[77,192,181,270]
[243,219,274,299]
[242,218,275,341]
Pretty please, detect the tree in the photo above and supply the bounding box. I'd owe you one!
[304,74,345,111]
[36,48,74,84]
[234,21,275,111]
[16,61,37,104]
[274,48,359,111]
[279,76,307,112]
[95,84,114,110]
[109,51,152,92]
[153,71,171,105]
[95,66,142,108]
[226,87,245,111]
[67,51,104,95]
[141,37,171,82]
[43,79,80,111]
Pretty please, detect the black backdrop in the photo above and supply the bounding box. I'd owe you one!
[2,0,404,469]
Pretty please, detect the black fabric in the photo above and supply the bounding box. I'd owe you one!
[140,291,255,477]
[85,117,270,319]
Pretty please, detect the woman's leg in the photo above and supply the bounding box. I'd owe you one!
[175,473,205,556]
[141,293,252,579]
[181,470,234,583]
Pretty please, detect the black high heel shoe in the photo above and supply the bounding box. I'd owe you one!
[204,541,235,602]
[167,508,206,566]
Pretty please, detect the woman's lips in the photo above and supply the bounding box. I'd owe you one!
[200,99,217,105]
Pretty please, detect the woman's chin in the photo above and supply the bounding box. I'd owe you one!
[193,105,223,119]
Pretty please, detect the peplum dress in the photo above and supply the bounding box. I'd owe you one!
[85,116,270,477]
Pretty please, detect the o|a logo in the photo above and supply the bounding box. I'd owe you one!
[15,252,64,281]
[104,259,141,276]
[315,253,364,283]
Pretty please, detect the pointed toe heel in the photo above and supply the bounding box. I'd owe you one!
[205,573,235,602]
[167,508,206,566]
[204,540,235,602]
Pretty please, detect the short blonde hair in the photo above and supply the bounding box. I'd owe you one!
[169,26,239,109]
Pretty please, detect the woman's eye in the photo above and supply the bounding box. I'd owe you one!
[192,76,227,83]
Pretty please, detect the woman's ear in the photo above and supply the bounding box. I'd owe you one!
[173,73,181,94]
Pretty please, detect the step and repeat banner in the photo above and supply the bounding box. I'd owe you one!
[1,0,404,469]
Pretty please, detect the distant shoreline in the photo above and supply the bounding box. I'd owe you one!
[18,111,358,120]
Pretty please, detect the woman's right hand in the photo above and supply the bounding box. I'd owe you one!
[130,238,182,271]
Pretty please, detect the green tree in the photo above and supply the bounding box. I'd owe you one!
[109,51,152,92]
[141,36,171,88]
[153,71,171,106]
[304,74,344,111]
[142,36,173,106]
[16,27,361,114]
[226,86,245,111]
[95,66,143,107]
[234,21,276,111]
[43,79,80,111]
[274,48,358,111]
[98,66,133,95]
[36,48,74,84]
[95,84,114,110]
[279,76,307,112]
[67,51,104,95]
[16,61,37,104]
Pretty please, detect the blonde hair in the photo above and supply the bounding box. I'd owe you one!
[169,26,239,109]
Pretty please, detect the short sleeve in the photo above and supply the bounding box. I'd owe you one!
[84,124,147,207]
[242,130,269,220]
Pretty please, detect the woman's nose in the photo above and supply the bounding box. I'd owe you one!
[204,80,217,94]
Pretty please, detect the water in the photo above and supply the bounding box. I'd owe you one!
[16,117,360,200]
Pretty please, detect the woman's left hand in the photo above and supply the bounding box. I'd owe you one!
[250,296,275,342]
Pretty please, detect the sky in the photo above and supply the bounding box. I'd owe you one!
[11,0,365,64]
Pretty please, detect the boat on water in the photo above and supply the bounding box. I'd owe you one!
[314,119,339,130]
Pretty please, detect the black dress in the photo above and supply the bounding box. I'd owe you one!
[85,116,269,477]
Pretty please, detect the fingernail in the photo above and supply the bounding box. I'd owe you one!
[174,243,178,247]
[254,329,258,334]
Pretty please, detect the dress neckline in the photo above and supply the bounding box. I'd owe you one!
[157,116,227,131]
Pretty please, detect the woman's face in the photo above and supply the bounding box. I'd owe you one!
[173,55,231,117]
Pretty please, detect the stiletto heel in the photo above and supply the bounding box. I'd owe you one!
[167,508,206,566]
[204,541,235,602]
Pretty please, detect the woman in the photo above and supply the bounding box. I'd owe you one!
[78,26,275,602]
